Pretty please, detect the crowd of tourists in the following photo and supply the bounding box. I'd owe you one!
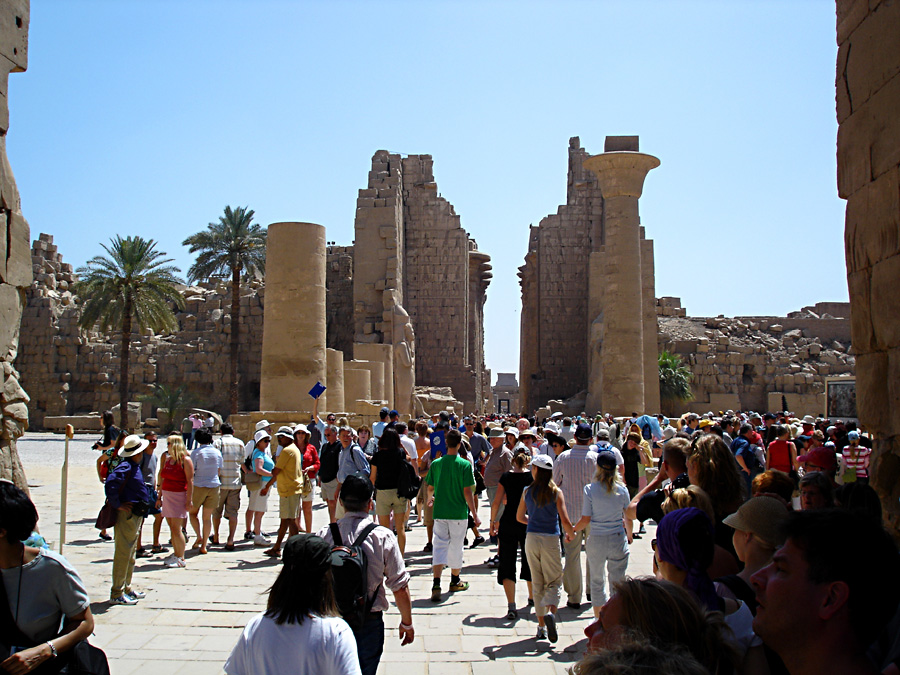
[1,404,898,675]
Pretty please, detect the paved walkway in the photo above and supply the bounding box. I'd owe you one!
[17,432,657,675]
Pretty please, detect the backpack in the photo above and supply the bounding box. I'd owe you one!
[329,522,378,632]
[397,454,421,500]
[640,422,653,441]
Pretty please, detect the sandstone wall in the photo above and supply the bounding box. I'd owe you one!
[659,306,855,416]
[836,0,900,534]
[519,138,595,411]
[17,235,266,427]
[0,0,31,489]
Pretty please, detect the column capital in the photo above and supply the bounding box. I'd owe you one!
[583,152,660,198]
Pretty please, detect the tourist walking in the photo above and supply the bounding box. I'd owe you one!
[572,449,631,618]
[294,424,320,533]
[136,431,166,558]
[765,424,797,476]
[370,428,414,554]
[188,428,222,555]
[242,420,271,539]
[157,432,193,568]
[261,427,305,557]
[244,430,274,546]
[318,424,342,522]
[212,423,245,549]
[319,474,414,675]
[106,434,151,604]
[426,429,480,602]
[489,448,533,619]
[517,454,575,643]
[552,423,600,609]
[94,410,123,541]
[224,533,362,675]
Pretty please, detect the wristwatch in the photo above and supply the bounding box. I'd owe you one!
[47,641,58,659]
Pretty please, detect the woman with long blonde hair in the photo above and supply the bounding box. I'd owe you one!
[573,449,632,618]
[156,432,194,568]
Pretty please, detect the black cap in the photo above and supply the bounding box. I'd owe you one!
[339,473,374,504]
[574,423,593,440]
[283,533,332,574]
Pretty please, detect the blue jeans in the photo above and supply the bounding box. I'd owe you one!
[585,529,629,609]
[354,612,384,675]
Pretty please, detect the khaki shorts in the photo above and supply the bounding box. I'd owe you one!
[424,491,434,526]
[375,489,409,517]
[215,487,241,519]
[192,486,220,511]
[280,494,301,520]
[321,478,339,501]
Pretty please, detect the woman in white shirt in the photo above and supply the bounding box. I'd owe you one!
[225,533,360,675]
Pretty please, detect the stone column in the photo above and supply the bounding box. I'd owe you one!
[326,348,345,413]
[260,222,327,412]
[343,367,371,407]
[354,343,393,409]
[347,359,384,402]
[583,151,660,416]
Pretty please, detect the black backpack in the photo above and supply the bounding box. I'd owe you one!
[329,522,378,632]
[397,454,421,500]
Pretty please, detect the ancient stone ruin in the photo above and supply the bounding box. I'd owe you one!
[0,0,32,489]
[519,137,855,419]
[17,151,493,430]
[518,136,661,416]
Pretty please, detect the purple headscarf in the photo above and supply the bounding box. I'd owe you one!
[656,507,721,611]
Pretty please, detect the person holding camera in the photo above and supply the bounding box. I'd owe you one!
[105,435,152,605]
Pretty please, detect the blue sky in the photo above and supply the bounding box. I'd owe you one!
[9,0,845,379]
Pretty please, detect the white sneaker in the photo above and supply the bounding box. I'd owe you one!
[165,557,186,568]
[254,534,271,546]
[162,554,176,565]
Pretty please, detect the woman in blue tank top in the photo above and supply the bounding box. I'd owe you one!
[516,454,575,644]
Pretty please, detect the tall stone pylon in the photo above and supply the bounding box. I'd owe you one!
[583,145,659,416]
[260,222,327,412]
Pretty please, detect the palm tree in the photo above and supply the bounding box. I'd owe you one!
[183,205,266,415]
[76,236,185,427]
[139,383,198,433]
[659,350,693,411]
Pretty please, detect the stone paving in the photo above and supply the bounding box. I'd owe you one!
[18,432,657,675]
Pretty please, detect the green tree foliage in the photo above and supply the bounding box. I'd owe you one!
[76,236,185,427]
[139,383,198,433]
[659,350,693,407]
[183,206,266,415]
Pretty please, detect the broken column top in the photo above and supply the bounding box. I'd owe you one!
[604,136,640,152]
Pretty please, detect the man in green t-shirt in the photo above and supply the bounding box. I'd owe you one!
[425,429,480,602]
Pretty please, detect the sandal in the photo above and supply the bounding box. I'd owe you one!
[263,547,280,557]
[135,548,152,558]
[151,545,169,554]
[224,543,235,552]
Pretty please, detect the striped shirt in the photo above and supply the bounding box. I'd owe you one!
[216,434,246,489]
[553,445,599,514]
[842,444,871,478]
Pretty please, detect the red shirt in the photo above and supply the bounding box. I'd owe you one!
[160,457,188,492]
[301,443,320,480]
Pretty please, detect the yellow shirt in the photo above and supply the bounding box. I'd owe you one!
[274,443,303,497]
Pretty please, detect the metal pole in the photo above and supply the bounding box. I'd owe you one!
[60,424,73,555]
